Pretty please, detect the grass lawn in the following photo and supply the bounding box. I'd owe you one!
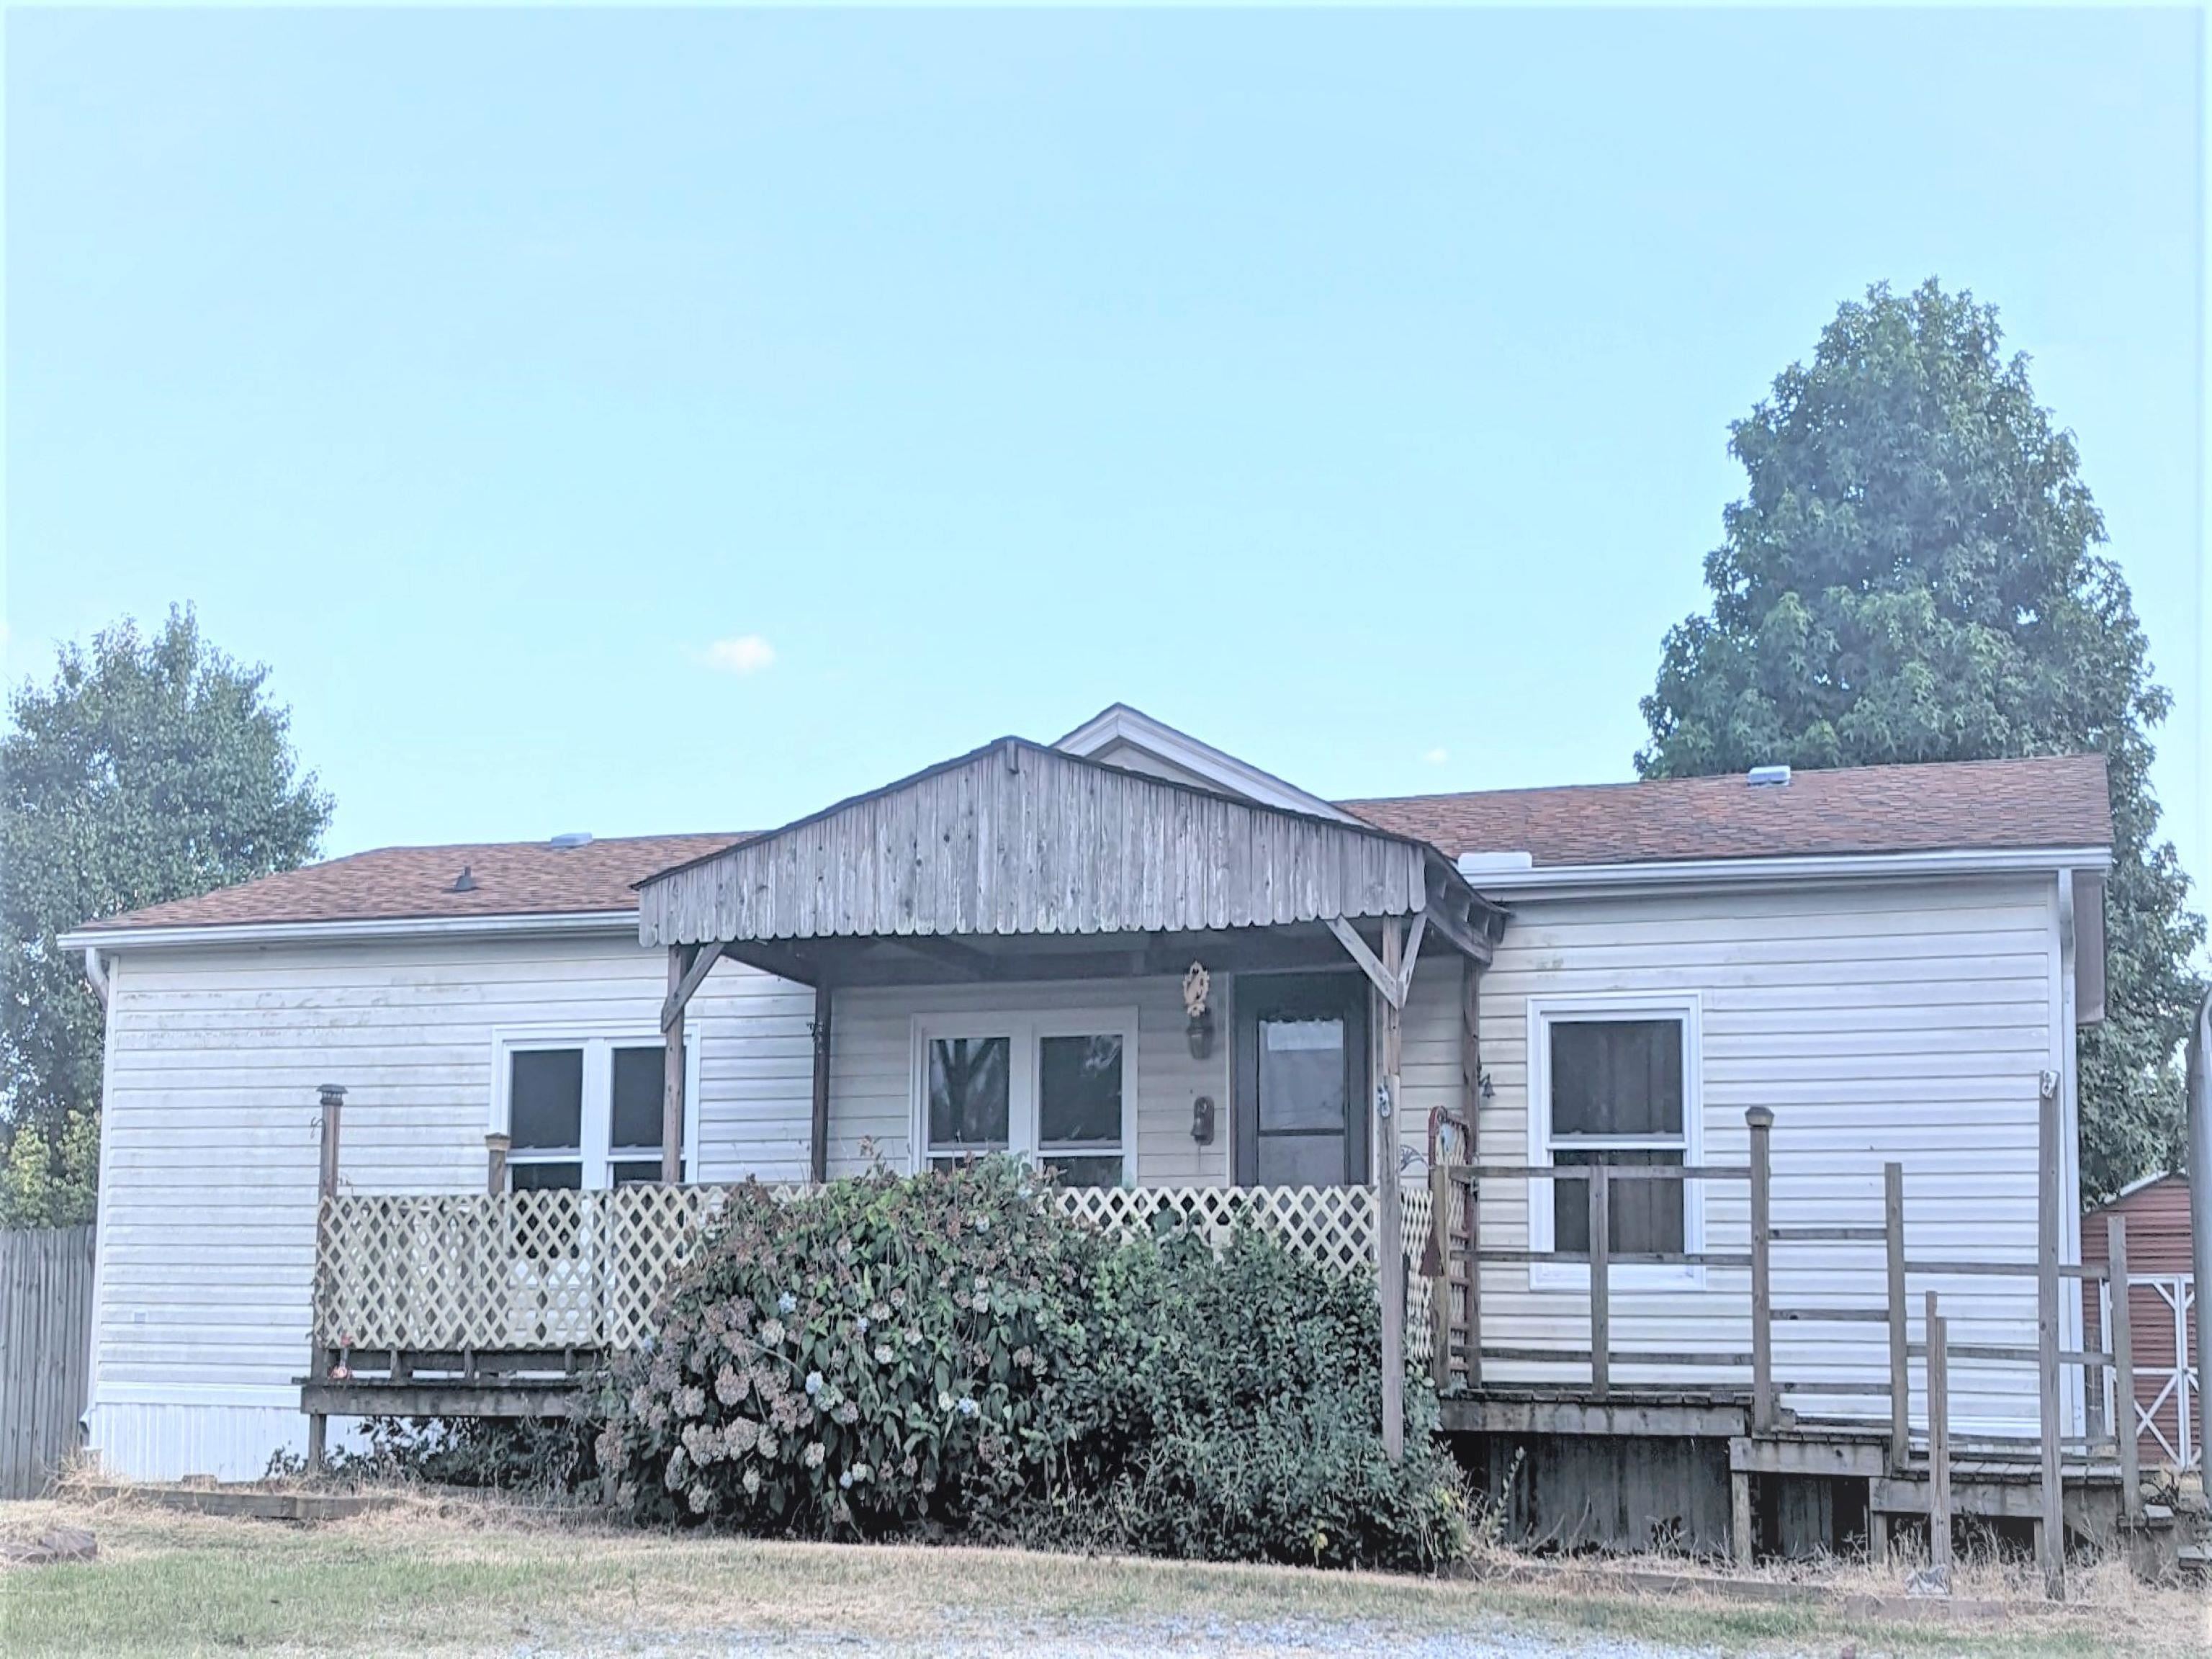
[0,1491,2204,1657]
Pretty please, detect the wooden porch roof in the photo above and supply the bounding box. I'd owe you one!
[637,737,1496,966]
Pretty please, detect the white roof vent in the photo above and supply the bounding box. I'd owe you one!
[1459,850,1536,873]
[548,832,595,850]
[1746,765,1792,788]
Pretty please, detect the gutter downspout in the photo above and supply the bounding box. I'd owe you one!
[2187,986,2212,1475]
[82,946,110,1009]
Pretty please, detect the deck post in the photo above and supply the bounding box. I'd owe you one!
[484,1133,510,1197]
[307,1083,346,1469]
[1377,919,1406,1462]
[1927,1290,1951,1588]
[2108,1215,2140,1524]
[1428,1161,1452,1390]
[1588,1168,1609,1401]
[1885,1161,1908,1467]
[663,946,691,1184]
[1464,1165,1483,1389]
[1730,1465,1753,1565]
[809,984,832,1184]
[2036,1069,2065,1600]
[1746,1107,1774,1434]
[1459,964,1483,1388]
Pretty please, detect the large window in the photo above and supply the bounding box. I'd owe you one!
[915,1012,1136,1188]
[1527,994,1701,1284]
[500,1035,691,1190]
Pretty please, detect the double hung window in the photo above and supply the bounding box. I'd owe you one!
[500,1035,691,1190]
[1527,994,1701,1283]
[917,1011,1136,1188]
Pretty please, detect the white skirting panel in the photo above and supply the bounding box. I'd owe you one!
[86,1401,362,1483]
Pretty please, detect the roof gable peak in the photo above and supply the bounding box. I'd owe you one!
[1053,703,1354,824]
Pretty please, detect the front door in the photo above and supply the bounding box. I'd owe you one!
[1233,973,1370,1187]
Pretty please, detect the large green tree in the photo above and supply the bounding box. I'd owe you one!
[1639,279,2206,1201]
[0,607,332,1223]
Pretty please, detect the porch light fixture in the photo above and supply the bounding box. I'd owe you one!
[1182,962,1215,1058]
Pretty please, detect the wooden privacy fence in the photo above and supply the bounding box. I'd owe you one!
[0,1225,95,1499]
[314,1182,1385,1357]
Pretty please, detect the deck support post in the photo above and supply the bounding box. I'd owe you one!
[663,946,692,1184]
[1927,1290,1952,1588]
[809,984,833,1184]
[1460,965,1483,1388]
[1746,1107,1775,1434]
[307,1083,346,1470]
[1428,1162,1452,1390]
[1588,1169,1609,1402]
[2108,1215,2140,1524]
[1866,1503,1888,1566]
[1730,1467,1753,1564]
[1884,1161,1908,1468]
[1377,918,1406,1463]
[2036,1067,2065,1600]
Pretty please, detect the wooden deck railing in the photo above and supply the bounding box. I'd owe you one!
[1422,1101,2137,1597]
[312,1181,1392,1359]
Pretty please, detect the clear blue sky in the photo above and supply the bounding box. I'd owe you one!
[5,9,2204,893]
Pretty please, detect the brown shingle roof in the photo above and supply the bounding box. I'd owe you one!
[1339,753,2111,868]
[78,832,746,932]
[78,753,2112,935]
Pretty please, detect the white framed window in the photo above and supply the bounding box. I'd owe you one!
[491,1028,701,1190]
[1525,992,1703,1289]
[912,1009,1138,1188]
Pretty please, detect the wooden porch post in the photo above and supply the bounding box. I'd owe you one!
[2108,1215,2141,1524]
[2036,1067,2065,1599]
[663,946,690,1184]
[1377,918,1406,1462]
[1460,962,1483,1389]
[307,1083,345,1469]
[1747,1107,1774,1434]
[809,984,832,1184]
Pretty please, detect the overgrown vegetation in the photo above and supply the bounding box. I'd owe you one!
[0,607,332,1226]
[590,1160,1466,1570]
[1638,279,2206,1198]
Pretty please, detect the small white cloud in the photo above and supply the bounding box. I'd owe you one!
[704,634,776,676]
[1422,746,1449,766]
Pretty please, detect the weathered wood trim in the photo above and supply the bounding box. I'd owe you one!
[1437,1395,1749,1438]
[1328,917,1402,1009]
[639,739,1444,948]
[662,946,689,1184]
[809,984,832,1184]
[300,1382,583,1419]
[1377,918,1406,1461]
[659,939,727,1031]
[2106,1214,2139,1522]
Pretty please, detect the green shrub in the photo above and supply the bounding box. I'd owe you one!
[593,1161,1467,1571]
[1030,1227,1470,1571]
[592,1159,1105,1532]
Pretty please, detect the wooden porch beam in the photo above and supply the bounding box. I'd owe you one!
[1327,917,1403,1009]
[711,938,822,987]
[886,935,1004,979]
[660,939,728,1032]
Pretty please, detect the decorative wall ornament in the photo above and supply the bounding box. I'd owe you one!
[1183,961,1215,1058]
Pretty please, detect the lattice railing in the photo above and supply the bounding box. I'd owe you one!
[315,1182,1413,1355]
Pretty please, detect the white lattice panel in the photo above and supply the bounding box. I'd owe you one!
[318,1182,1413,1354]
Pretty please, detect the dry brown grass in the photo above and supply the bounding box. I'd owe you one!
[0,1485,2203,1657]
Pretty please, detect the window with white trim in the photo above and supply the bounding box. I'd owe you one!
[1527,994,1702,1279]
[916,1012,1136,1188]
[502,1037,691,1190]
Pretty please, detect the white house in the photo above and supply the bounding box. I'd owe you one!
[63,706,2113,1503]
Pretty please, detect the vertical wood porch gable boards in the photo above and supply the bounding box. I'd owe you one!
[638,742,1435,948]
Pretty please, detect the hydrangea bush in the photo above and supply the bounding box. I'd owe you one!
[593,1159,1104,1532]
[595,1159,1467,1571]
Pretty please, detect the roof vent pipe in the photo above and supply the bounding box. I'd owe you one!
[549,832,594,850]
[451,866,479,893]
[1746,765,1793,788]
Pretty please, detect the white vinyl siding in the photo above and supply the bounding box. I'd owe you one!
[88,931,814,1479]
[1468,873,2064,1434]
